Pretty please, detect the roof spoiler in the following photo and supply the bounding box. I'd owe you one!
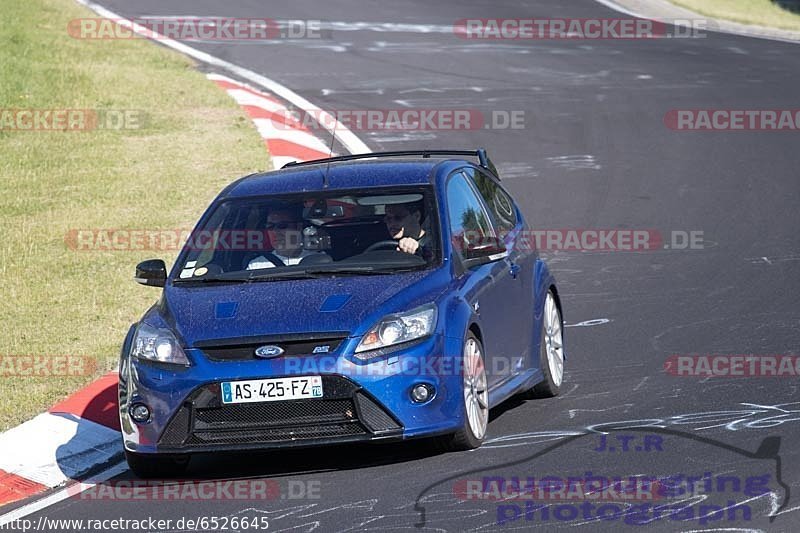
[281,148,501,179]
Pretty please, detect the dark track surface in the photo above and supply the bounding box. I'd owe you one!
[32,0,800,530]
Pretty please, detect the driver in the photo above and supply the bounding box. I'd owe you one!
[383,200,431,258]
[247,204,316,269]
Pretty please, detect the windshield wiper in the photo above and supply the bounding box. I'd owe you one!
[174,265,424,284]
[305,265,423,276]
[174,276,249,284]
[175,270,324,284]
[240,269,327,282]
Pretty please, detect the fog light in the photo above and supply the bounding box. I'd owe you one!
[411,384,434,403]
[130,403,151,423]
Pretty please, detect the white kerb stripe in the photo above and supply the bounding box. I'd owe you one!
[224,89,289,114]
[0,413,120,486]
[252,119,331,153]
[270,156,303,170]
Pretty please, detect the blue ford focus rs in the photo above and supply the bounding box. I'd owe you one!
[119,149,565,477]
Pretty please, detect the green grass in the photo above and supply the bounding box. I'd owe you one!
[0,0,268,429]
[670,0,800,32]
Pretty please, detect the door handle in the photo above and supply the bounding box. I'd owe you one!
[508,262,520,279]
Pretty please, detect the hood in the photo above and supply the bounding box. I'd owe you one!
[158,270,447,346]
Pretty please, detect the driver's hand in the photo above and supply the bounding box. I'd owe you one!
[397,237,420,254]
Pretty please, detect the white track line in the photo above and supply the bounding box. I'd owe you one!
[137,16,457,34]
[593,0,800,44]
[74,0,371,155]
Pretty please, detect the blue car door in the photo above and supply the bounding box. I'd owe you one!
[445,171,521,390]
[466,168,536,378]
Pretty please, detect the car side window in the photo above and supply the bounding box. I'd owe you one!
[446,172,497,258]
[464,168,518,233]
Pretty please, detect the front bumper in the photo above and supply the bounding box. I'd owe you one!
[120,333,466,454]
[154,375,402,453]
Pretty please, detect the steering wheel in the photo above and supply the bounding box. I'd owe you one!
[242,252,285,270]
[364,240,400,253]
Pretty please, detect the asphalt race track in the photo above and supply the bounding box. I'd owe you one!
[28,0,800,531]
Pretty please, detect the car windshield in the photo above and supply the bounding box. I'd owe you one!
[174,187,440,282]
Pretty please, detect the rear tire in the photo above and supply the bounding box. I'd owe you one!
[436,332,488,451]
[526,289,564,398]
[125,450,190,479]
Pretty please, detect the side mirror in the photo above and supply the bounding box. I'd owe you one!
[135,259,167,287]
[462,236,507,269]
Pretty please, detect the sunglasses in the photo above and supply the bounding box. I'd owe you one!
[265,221,302,230]
[384,213,410,222]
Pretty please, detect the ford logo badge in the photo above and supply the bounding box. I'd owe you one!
[255,345,284,358]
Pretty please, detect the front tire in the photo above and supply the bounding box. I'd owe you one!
[437,332,489,451]
[125,450,190,479]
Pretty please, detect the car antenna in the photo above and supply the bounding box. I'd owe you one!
[323,116,338,189]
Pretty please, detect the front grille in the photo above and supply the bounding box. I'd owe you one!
[194,399,356,430]
[354,392,402,434]
[188,423,366,445]
[195,332,348,361]
[158,375,402,449]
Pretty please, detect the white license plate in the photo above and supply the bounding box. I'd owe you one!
[221,376,323,404]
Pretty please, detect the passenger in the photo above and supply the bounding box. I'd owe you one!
[247,204,315,269]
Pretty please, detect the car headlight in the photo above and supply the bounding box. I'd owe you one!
[130,321,190,366]
[354,304,437,359]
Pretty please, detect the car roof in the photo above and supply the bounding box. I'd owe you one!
[222,158,472,198]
